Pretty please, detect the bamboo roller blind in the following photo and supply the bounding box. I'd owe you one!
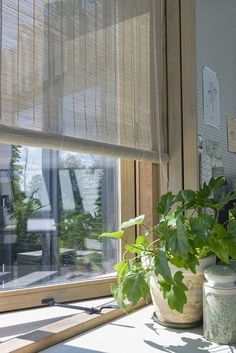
[0,0,168,162]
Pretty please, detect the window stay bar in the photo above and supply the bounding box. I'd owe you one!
[42,298,118,315]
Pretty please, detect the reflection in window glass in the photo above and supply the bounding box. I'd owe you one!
[0,144,119,290]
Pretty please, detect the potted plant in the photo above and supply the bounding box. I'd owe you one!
[100,177,236,326]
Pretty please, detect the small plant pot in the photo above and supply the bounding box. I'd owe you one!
[150,255,216,327]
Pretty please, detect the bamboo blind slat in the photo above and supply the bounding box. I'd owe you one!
[0,0,167,162]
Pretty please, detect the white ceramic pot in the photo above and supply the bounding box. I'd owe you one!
[150,255,216,326]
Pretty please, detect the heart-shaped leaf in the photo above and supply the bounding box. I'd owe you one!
[156,192,175,215]
[153,251,172,281]
[99,230,124,239]
[123,269,150,306]
[121,215,145,229]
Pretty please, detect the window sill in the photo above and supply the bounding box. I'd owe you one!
[0,297,146,353]
[42,305,234,353]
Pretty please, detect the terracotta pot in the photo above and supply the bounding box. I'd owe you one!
[150,256,216,327]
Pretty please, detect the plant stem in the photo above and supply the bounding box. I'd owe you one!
[147,238,160,249]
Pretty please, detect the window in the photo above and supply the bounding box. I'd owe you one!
[0,144,120,292]
[0,0,166,311]
[0,145,135,311]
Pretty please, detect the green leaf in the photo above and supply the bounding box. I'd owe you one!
[136,235,149,248]
[125,243,140,254]
[155,219,175,242]
[227,220,236,259]
[169,256,187,269]
[171,272,188,312]
[156,192,175,215]
[110,284,126,311]
[230,205,236,219]
[123,270,150,306]
[194,177,234,212]
[208,238,229,263]
[208,224,231,263]
[99,230,124,239]
[158,271,188,313]
[189,215,215,246]
[158,279,171,294]
[196,246,213,259]
[114,260,129,280]
[210,192,236,211]
[153,251,172,281]
[165,287,183,312]
[170,253,199,273]
[189,217,207,242]
[175,190,196,204]
[196,183,211,204]
[208,176,227,192]
[124,235,149,255]
[174,190,197,215]
[227,219,236,235]
[165,212,177,227]
[121,215,145,229]
[168,218,193,258]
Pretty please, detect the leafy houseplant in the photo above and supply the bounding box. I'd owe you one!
[100,177,236,316]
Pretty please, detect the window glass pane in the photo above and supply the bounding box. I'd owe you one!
[0,144,119,290]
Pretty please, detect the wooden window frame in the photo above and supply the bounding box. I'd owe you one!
[137,0,199,225]
[167,0,198,192]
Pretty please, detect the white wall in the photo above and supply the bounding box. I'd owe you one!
[196,0,236,183]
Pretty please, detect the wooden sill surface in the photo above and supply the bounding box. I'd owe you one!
[0,298,145,353]
[43,306,236,353]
